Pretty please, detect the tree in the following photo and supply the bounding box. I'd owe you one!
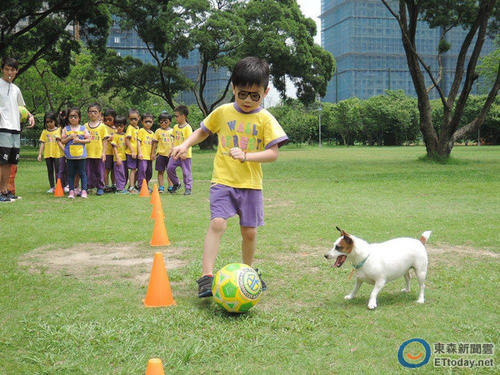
[101,0,208,110]
[103,0,334,150]
[192,0,335,117]
[0,0,111,77]
[381,0,500,159]
[330,98,362,146]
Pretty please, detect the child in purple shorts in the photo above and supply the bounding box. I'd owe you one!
[136,113,155,190]
[111,116,128,193]
[170,56,288,298]
[103,108,116,192]
[125,109,140,192]
[151,112,174,193]
[167,105,193,195]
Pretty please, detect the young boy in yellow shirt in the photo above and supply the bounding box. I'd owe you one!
[151,112,173,193]
[167,105,193,195]
[137,113,155,190]
[125,109,140,192]
[171,57,288,297]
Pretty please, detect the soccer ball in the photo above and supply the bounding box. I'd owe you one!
[19,106,29,122]
[212,263,262,313]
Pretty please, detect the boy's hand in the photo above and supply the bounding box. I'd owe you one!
[138,153,143,160]
[170,145,187,160]
[37,154,42,162]
[230,147,246,162]
[101,153,106,162]
[132,152,136,159]
[116,159,122,166]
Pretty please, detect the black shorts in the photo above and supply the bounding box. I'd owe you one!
[0,132,20,165]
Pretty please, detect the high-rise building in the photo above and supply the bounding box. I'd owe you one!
[107,16,230,106]
[320,0,494,102]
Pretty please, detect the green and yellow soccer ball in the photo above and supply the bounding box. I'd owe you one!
[212,263,262,313]
[19,106,29,122]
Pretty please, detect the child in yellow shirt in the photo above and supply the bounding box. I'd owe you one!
[103,108,116,192]
[171,57,288,297]
[84,103,109,195]
[37,112,64,193]
[151,112,173,193]
[110,115,128,194]
[137,113,155,190]
[167,105,193,195]
[125,109,140,192]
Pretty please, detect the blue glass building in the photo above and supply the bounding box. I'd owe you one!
[107,16,230,106]
[320,0,494,102]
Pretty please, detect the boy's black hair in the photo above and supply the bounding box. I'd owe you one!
[231,56,269,89]
[1,57,18,70]
[103,108,116,118]
[174,105,189,117]
[115,115,126,126]
[68,107,81,120]
[129,109,140,117]
[44,112,58,128]
[158,112,172,122]
[88,102,102,112]
[142,113,154,121]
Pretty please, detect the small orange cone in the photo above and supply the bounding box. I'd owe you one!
[145,358,165,375]
[144,252,176,307]
[151,201,165,221]
[150,184,159,205]
[54,178,64,197]
[150,217,170,246]
[139,179,150,197]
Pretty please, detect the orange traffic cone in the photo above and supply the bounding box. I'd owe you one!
[150,184,159,205]
[143,252,176,307]
[54,178,64,197]
[139,179,150,197]
[145,358,165,375]
[151,201,165,221]
[150,217,170,246]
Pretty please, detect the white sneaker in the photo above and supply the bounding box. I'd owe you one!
[63,186,69,193]
[47,188,54,193]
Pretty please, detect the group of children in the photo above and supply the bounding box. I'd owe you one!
[38,56,289,297]
[38,104,194,198]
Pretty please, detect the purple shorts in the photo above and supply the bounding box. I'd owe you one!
[104,154,114,170]
[210,184,263,227]
[155,155,169,172]
[126,154,137,170]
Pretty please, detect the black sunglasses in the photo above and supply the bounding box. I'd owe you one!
[237,90,261,102]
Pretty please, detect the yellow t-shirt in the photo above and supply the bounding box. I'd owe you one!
[125,125,139,155]
[172,123,193,158]
[137,128,155,161]
[154,128,173,156]
[85,122,109,159]
[39,128,63,158]
[104,125,115,155]
[111,133,127,162]
[202,103,288,189]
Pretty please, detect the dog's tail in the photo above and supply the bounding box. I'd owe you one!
[420,231,432,245]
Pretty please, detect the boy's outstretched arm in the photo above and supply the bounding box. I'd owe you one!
[230,145,279,163]
[170,128,209,160]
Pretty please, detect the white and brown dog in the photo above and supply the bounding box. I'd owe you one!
[324,227,431,309]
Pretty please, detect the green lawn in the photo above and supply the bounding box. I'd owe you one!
[0,146,498,374]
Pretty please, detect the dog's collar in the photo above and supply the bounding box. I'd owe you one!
[353,255,370,269]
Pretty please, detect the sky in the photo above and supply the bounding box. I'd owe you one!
[296,0,322,45]
[265,0,322,106]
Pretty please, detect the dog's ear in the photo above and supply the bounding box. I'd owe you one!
[343,233,353,244]
[336,226,342,233]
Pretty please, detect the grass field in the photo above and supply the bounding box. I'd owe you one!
[0,145,498,374]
